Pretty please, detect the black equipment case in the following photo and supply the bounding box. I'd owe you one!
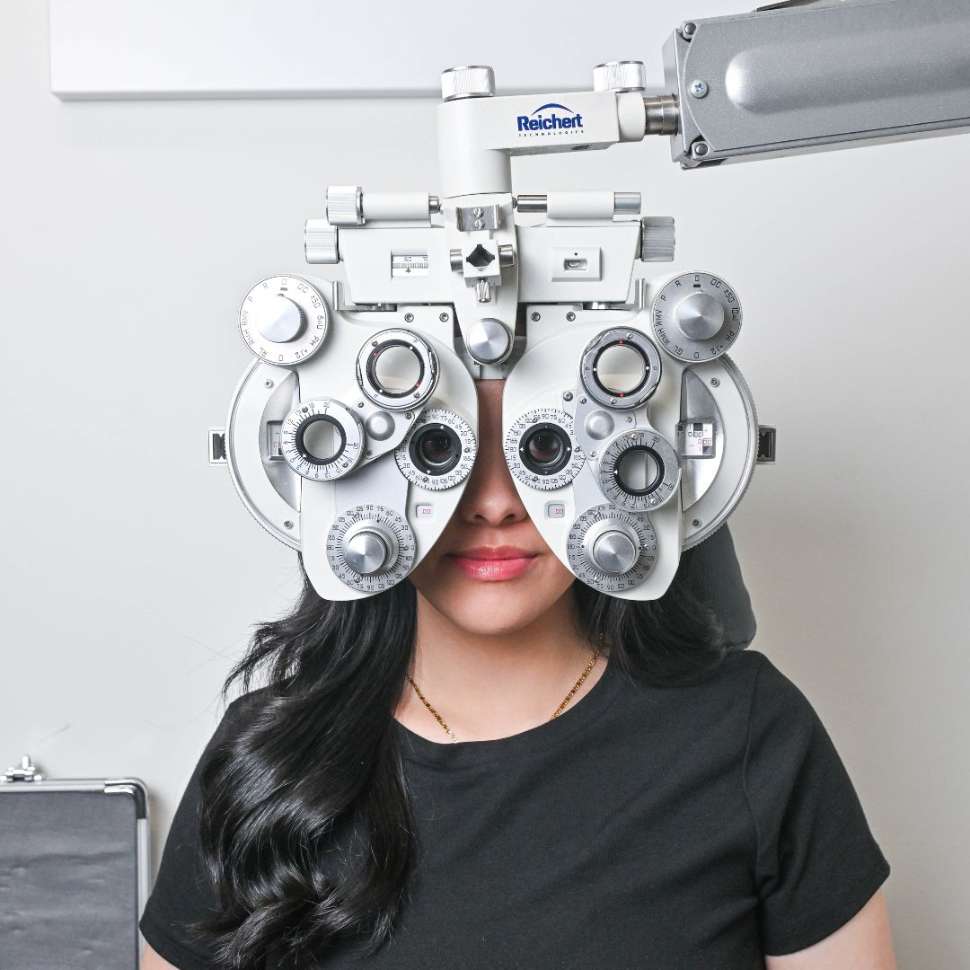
[0,755,150,970]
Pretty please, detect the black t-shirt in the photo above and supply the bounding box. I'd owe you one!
[140,649,889,968]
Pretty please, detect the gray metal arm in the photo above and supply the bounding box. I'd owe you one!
[660,0,970,167]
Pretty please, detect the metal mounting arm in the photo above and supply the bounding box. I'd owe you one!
[663,0,970,167]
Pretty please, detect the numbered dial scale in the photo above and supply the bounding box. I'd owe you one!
[326,505,417,593]
[395,407,477,491]
[567,505,659,593]
[504,407,586,491]
[597,429,681,512]
[281,398,365,482]
[239,276,329,365]
[651,273,742,362]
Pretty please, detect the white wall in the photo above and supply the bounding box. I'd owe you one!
[2,2,968,965]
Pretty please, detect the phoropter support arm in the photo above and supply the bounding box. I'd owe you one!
[662,0,970,168]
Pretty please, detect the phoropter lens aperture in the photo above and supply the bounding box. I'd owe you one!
[297,414,346,466]
[613,445,664,495]
[410,423,461,475]
[520,423,572,476]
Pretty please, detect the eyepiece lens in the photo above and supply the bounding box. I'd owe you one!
[410,423,461,475]
[528,429,563,465]
[520,423,571,476]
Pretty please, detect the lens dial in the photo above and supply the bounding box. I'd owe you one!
[567,505,658,592]
[580,327,662,409]
[326,505,416,593]
[239,276,329,365]
[504,408,586,491]
[281,398,365,481]
[395,407,477,491]
[356,329,439,411]
[651,272,742,362]
[597,429,681,512]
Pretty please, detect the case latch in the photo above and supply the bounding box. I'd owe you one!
[3,754,43,783]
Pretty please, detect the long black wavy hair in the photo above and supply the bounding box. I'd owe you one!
[192,547,731,968]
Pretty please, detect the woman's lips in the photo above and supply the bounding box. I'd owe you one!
[447,554,539,581]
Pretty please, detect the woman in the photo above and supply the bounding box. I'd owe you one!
[141,378,895,969]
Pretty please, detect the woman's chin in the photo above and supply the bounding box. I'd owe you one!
[413,554,575,635]
[430,606,547,639]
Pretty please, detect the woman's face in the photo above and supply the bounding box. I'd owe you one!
[407,379,576,635]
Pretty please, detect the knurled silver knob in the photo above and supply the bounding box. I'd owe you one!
[304,220,339,264]
[640,217,676,262]
[441,66,495,102]
[593,61,647,93]
[326,185,364,226]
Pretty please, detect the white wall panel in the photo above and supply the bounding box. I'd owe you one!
[50,0,736,99]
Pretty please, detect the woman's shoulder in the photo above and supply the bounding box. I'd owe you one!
[654,647,780,695]
[707,650,840,776]
[720,649,820,724]
[690,648,813,706]
[637,648,823,742]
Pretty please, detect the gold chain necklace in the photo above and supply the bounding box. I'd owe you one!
[405,644,605,743]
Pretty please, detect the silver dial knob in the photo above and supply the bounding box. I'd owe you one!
[651,272,742,362]
[465,317,511,364]
[675,292,724,341]
[344,527,392,575]
[257,295,304,343]
[567,505,658,593]
[240,276,329,365]
[327,506,416,593]
[587,527,640,575]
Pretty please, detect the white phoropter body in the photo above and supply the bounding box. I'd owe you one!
[211,0,970,602]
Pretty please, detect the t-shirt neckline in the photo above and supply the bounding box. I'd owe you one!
[393,652,624,768]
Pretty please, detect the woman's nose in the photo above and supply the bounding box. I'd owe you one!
[453,379,529,526]
[456,424,529,527]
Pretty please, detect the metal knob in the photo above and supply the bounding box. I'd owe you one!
[327,185,364,226]
[588,529,640,575]
[675,293,725,341]
[305,220,339,264]
[344,529,391,575]
[441,65,495,102]
[640,217,676,262]
[464,317,511,364]
[593,60,647,93]
[256,295,305,344]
